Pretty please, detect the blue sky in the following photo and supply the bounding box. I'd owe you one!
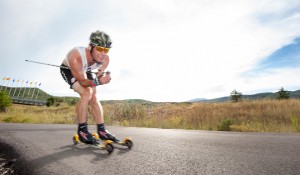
[259,38,300,69]
[0,0,300,102]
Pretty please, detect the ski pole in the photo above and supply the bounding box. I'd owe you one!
[25,60,110,76]
[25,60,71,70]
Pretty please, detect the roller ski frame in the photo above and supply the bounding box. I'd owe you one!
[72,134,114,154]
[92,133,133,149]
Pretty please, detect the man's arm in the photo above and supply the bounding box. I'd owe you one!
[68,49,111,87]
[68,49,94,87]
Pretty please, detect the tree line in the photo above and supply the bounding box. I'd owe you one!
[230,87,290,102]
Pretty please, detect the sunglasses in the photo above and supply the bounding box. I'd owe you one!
[95,46,110,53]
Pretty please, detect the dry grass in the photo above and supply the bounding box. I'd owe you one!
[0,104,77,124]
[104,99,300,132]
[1,99,300,132]
[183,99,300,132]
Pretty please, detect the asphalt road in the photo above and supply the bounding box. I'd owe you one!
[0,123,299,175]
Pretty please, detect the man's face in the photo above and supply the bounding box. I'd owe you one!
[94,46,109,63]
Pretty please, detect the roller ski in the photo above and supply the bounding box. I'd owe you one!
[93,132,133,149]
[72,130,114,154]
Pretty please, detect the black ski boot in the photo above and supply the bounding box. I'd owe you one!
[97,123,120,142]
[78,122,96,144]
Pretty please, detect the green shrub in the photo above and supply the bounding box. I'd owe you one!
[290,115,300,132]
[218,119,233,131]
[46,97,55,107]
[0,91,12,112]
[68,98,77,106]
[3,116,13,123]
[22,118,32,123]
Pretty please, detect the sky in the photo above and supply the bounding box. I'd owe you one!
[0,0,300,102]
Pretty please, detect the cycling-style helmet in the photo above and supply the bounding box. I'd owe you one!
[89,30,112,48]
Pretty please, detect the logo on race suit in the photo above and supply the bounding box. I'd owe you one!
[71,78,76,83]
[87,66,92,72]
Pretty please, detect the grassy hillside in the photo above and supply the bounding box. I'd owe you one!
[0,86,50,101]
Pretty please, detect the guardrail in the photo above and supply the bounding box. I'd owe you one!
[11,98,46,106]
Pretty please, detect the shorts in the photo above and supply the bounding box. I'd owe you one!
[60,64,94,89]
[60,64,76,88]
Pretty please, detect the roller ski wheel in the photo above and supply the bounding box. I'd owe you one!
[93,133,133,149]
[73,134,80,145]
[105,142,114,154]
[72,134,114,154]
[124,138,133,149]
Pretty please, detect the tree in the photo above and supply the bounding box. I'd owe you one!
[46,97,64,107]
[46,97,55,107]
[276,87,289,100]
[68,98,77,106]
[0,91,12,112]
[230,89,242,103]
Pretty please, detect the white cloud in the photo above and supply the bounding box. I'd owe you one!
[1,0,300,102]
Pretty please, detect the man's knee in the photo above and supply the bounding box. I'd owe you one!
[89,94,100,105]
[79,88,93,101]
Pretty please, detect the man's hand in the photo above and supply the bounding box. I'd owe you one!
[97,71,110,77]
[98,72,111,85]
[91,72,111,86]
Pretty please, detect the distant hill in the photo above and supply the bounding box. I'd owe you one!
[188,89,300,102]
[291,90,300,97]
[0,86,153,105]
[187,98,208,102]
[102,99,153,105]
[2,85,300,104]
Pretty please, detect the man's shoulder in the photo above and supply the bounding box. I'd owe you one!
[68,48,83,64]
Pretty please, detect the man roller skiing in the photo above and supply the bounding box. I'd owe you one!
[60,30,119,144]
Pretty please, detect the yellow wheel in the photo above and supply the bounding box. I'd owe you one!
[73,136,79,145]
[93,132,100,139]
